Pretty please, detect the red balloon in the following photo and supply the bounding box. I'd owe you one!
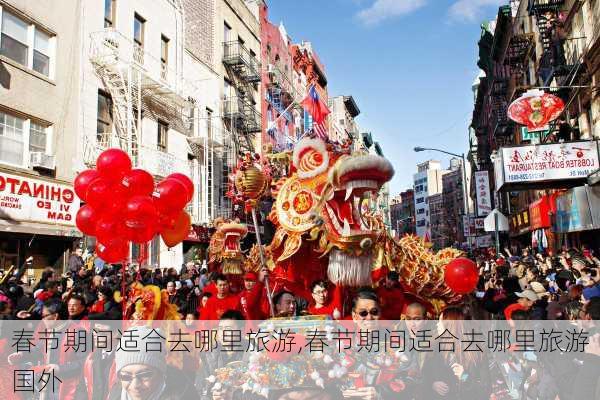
[158,211,179,231]
[152,179,189,214]
[96,148,132,182]
[86,178,128,214]
[124,196,158,244]
[126,223,157,244]
[85,178,112,210]
[160,210,191,247]
[74,169,100,201]
[122,169,155,197]
[95,215,127,245]
[444,258,479,295]
[96,239,129,264]
[167,173,194,202]
[75,205,98,236]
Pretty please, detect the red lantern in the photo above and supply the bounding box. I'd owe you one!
[152,179,189,214]
[122,169,155,197]
[75,205,98,236]
[96,148,132,182]
[96,239,129,264]
[167,173,194,202]
[74,169,100,201]
[444,258,479,295]
[160,210,191,247]
[507,89,565,130]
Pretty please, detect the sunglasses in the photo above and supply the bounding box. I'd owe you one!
[357,308,380,318]
[118,370,155,383]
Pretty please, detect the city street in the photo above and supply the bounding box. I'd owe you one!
[0,0,600,398]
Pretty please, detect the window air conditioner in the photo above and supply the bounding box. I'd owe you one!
[30,152,56,171]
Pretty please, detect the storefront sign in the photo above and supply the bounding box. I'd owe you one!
[475,218,485,230]
[529,195,553,230]
[497,141,600,187]
[475,171,492,217]
[555,186,595,233]
[476,234,493,248]
[510,209,530,236]
[520,126,549,143]
[0,172,80,226]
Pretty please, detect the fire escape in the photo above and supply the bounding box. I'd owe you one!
[505,33,535,102]
[87,29,193,173]
[266,62,300,152]
[490,6,514,143]
[222,40,262,153]
[528,0,568,85]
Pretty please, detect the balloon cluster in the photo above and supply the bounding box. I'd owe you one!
[74,149,193,263]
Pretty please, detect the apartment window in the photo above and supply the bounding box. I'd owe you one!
[416,198,424,204]
[157,120,168,152]
[160,34,169,79]
[206,108,213,140]
[224,21,231,42]
[104,0,116,28]
[29,122,47,153]
[133,14,145,45]
[417,220,426,227]
[0,110,50,167]
[161,35,169,64]
[0,10,54,77]
[97,90,113,142]
[0,111,24,165]
[33,30,50,75]
[1,11,28,65]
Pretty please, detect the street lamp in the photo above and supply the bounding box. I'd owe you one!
[414,146,472,251]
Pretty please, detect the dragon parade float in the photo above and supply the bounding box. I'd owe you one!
[114,135,474,320]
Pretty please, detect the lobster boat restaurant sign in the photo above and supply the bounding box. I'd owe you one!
[0,172,80,225]
[497,141,599,189]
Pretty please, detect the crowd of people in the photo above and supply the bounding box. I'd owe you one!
[0,244,598,399]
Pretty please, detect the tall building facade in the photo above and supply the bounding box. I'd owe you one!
[413,160,446,240]
[390,189,415,237]
[0,0,83,277]
[328,95,360,144]
[259,3,305,153]
[442,158,466,247]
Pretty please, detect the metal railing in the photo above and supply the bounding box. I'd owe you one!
[90,29,196,101]
[222,41,261,83]
[222,96,261,133]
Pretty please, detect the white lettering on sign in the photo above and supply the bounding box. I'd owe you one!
[0,172,80,226]
[502,141,600,183]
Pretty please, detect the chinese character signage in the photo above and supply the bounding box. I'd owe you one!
[475,171,492,217]
[0,172,80,226]
[500,141,599,185]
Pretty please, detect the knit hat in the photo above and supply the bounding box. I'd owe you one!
[115,326,167,374]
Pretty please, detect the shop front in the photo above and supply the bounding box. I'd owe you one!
[509,208,531,250]
[0,171,81,281]
[529,194,558,255]
[554,186,600,249]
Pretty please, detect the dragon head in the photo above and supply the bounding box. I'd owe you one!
[209,218,248,275]
[270,137,394,287]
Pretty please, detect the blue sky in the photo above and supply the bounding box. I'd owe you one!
[267,0,504,195]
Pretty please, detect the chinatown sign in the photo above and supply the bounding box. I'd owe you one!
[0,172,80,226]
[495,141,600,189]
